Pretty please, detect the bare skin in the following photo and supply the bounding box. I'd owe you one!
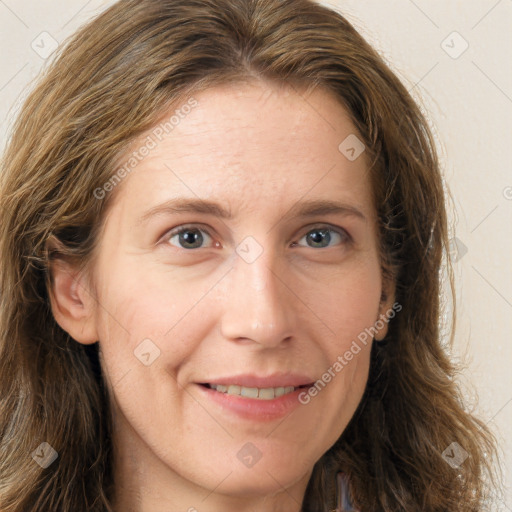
[49,79,394,512]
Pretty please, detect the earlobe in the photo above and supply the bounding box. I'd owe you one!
[374,276,397,341]
[48,257,99,345]
[374,316,389,341]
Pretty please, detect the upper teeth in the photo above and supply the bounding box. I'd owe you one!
[210,384,296,400]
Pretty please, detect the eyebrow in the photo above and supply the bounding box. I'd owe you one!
[137,197,367,225]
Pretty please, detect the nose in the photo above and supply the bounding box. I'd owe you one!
[219,244,295,349]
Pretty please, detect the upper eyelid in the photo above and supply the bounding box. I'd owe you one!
[164,223,213,239]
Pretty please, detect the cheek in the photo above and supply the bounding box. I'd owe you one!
[94,256,203,345]
[315,258,382,350]
[294,259,380,423]
[306,262,379,410]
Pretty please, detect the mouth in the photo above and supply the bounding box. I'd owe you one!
[196,381,314,421]
[198,383,312,400]
[194,373,316,420]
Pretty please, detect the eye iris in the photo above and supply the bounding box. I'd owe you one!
[179,229,203,249]
[307,228,331,248]
[171,227,341,250]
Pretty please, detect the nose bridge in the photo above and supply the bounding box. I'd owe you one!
[220,239,294,346]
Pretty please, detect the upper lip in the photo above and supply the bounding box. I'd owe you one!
[198,373,315,388]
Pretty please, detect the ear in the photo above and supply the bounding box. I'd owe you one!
[48,256,99,345]
[373,273,397,341]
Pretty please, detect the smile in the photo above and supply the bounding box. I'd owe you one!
[205,383,302,400]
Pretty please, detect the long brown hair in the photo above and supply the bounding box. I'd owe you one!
[0,0,502,510]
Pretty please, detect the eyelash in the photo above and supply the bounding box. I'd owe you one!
[162,223,352,250]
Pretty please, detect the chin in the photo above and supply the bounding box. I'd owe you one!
[213,470,303,497]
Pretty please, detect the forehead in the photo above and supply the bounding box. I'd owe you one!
[109,80,373,222]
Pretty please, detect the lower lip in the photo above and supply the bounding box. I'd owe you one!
[196,384,308,421]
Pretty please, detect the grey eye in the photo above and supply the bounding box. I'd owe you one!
[296,227,349,249]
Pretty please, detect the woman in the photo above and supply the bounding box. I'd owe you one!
[0,0,502,510]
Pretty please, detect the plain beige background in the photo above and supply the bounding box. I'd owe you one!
[1,0,511,508]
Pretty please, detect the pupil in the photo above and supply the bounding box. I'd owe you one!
[309,229,330,247]
[181,229,202,248]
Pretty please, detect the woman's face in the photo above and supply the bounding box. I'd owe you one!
[52,80,393,510]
